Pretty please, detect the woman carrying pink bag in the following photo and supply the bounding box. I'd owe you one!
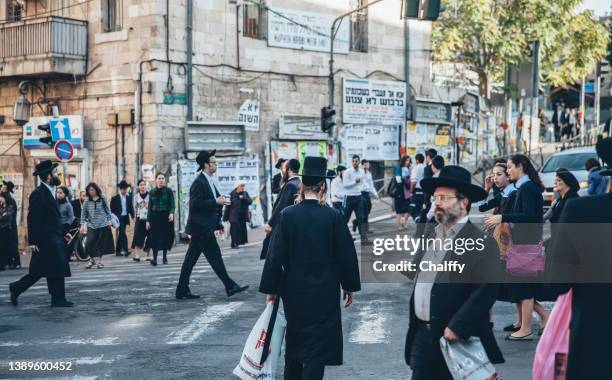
[532,289,572,380]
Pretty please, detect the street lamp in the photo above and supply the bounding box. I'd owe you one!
[12,80,52,126]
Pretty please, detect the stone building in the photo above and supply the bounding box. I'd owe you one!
[0,0,434,239]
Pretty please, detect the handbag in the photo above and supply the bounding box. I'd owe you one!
[506,239,545,277]
[100,197,120,229]
[532,289,572,380]
[440,337,499,380]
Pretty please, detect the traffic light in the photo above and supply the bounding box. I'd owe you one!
[38,123,54,148]
[402,0,441,21]
[321,106,336,134]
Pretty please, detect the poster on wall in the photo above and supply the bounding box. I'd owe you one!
[340,125,399,163]
[237,100,260,131]
[267,7,349,54]
[271,140,338,175]
[342,79,406,125]
[0,173,24,226]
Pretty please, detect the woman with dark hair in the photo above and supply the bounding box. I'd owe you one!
[146,173,175,266]
[132,179,150,262]
[393,155,412,228]
[222,181,252,249]
[484,154,549,340]
[544,168,580,237]
[80,182,114,269]
[260,156,361,380]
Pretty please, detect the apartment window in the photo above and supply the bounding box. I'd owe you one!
[350,0,368,53]
[243,1,266,40]
[6,0,25,21]
[102,0,123,32]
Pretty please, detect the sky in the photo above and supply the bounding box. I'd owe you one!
[580,0,611,17]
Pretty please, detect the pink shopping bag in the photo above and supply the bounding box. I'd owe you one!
[532,289,572,380]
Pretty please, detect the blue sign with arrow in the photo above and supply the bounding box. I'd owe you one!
[50,118,72,141]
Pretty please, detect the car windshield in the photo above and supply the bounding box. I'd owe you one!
[541,153,597,173]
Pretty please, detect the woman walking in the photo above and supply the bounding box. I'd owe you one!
[132,180,150,262]
[56,187,75,260]
[484,154,550,340]
[0,192,16,271]
[146,173,175,266]
[260,156,361,380]
[80,183,114,269]
[544,168,579,235]
[222,181,252,249]
[393,155,412,228]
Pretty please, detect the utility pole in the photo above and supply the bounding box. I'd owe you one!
[580,77,586,145]
[528,40,540,157]
[595,61,602,135]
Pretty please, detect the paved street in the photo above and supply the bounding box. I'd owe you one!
[0,207,540,379]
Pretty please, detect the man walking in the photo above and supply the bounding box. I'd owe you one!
[111,180,134,257]
[352,159,378,233]
[260,159,301,259]
[404,165,504,379]
[344,155,370,244]
[176,150,248,300]
[1,181,20,269]
[9,160,73,307]
[410,153,426,221]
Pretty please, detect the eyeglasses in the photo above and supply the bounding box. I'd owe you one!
[432,194,459,202]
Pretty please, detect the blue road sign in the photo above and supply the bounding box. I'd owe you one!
[54,140,74,162]
[50,118,72,141]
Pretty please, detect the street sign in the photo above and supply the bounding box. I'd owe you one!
[50,118,72,141]
[54,140,74,162]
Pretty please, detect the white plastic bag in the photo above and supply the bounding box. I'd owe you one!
[233,302,286,380]
[439,337,499,380]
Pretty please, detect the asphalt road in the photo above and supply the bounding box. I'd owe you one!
[0,216,542,379]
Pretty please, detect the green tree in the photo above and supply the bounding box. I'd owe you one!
[432,0,609,99]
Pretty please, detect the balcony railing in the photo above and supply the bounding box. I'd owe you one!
[0,16,88,77]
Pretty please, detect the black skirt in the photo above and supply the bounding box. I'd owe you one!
[148,210,174,251]
[230,221,248,247]
[131,219,149,249]
[86,226,115,258]
[394,195,411,214]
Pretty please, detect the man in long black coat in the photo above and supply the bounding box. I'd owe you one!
[404,166,504,379]
[545,137,612,380]
[1,181,20,269]
[9,161,73,307]
[260,158,301,260]
[110,180,134,256]
[175,150,248,300]
[260,156,361,379]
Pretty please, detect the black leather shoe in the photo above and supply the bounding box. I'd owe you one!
[176,293,200,300]
[163,258,168,264]
[51,300,74,308]
[226,285,249,297]
[9,283,18,306]
[150,260,157,266]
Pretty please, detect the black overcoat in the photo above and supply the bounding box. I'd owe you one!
[545,193,612,380]
[501,180,543,244]
[259,200,361,366]
[185,173,223,239]
[260,176,301,259]
[27,185,71,278]
[223,190,252,224]
[404,222,505,367]
[110,194,134,223]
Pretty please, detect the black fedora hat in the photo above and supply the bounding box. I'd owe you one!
[421,165,488,202]
[2,181,14,193]
[336,165,347,172]
[300,156,334,186]
[33,160,58,176]
[196,149,216,171]
[275,158,286,169]
[596,137,612,176]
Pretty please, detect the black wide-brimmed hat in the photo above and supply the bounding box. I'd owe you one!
[421,165,488,202]
[596,137,612,176]
[555,168,580,193]
[2,181,14,193]
[300,156,334,186]
[275,158,286,169]
[33,160,58,176]
[196,149,216,171]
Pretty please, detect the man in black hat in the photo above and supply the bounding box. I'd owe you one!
[404,165,504,379]
[9,160,73,307]
[544,137,612,380]
[176,150,249,300]
[271,158,286,195]
[111,180,134,256]
[260,158,301,260]
[1,180,20,269]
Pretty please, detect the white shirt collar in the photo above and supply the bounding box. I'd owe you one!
[43,182,56,199]
[515,174,530,189]
[501,183,517,197]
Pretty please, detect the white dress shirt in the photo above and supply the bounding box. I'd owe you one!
[411,163,425,190]
[363,170,377,197]
[203,172,220,196]
[120,194,127,216]
[343,167,364,196]
[331,176,345,203]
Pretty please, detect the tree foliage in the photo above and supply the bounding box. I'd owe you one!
[432,0,609,98]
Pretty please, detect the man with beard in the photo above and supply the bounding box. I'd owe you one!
[271,158,286,196]
[404,165,503,379]
[260,159,301,259]
[1,181,20,269]
[9,160,73,307]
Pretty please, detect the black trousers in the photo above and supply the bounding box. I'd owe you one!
[176,235,237,295]
[344,195,365,226]
[409,322,453,380]
[362,192,372,223]
[11,274,66,302]
[284,358,325,380]
[409,192,424,221]
[332,201,344,216]
[115,216,129,254]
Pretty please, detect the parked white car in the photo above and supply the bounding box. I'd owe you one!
[539,146,600,207]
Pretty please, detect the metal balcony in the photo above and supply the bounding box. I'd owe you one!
[0,16,88,78]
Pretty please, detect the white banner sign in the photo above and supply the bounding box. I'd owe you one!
[340,125,399,162]
[238,100,260,131]
[342,79,407,125]
[267,7,349,53]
